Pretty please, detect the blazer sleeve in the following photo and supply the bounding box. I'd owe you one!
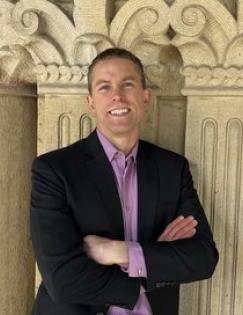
[30,156,140,308]
[141,158,219,292]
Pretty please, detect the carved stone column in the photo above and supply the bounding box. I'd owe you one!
[180,84,243,315]
[169,2,243,313]
[35,74,97,290]
[0,84,36,315]
[36,67,95,155]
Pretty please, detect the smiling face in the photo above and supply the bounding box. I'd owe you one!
[87,57,151,142]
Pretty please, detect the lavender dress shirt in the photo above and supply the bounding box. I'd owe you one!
[97,130,152,315]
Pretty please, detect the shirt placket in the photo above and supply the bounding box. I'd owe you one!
[114,154,135,242]
[123,158,135,242]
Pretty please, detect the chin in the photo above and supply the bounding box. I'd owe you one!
[111,126,138,136]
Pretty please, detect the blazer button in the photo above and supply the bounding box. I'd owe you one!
[156,283,161,288]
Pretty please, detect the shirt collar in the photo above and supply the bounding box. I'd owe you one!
[96,129,138,163]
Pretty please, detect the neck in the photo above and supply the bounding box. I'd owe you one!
[97,128,139,155]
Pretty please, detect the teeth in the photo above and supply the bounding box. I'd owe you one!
[110,108,129,116]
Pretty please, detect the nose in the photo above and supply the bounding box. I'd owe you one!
[112,87,124,102]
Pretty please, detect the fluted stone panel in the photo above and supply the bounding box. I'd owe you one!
[181,97,243,315]
[37,94,95,154]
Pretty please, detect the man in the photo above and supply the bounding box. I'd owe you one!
[30,48,218,315]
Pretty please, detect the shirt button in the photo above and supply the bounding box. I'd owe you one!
[138,268,142,276]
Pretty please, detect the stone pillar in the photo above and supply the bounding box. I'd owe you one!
[0,84,37,315]
[37,85,95,155]
[35,82,96,290]
[180,87,243,315]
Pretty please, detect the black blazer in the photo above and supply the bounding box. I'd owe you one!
[30,130,218,315]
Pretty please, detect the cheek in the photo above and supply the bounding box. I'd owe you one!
[89,97,103,111]
[91,102,108,117]
[136,97,147,110]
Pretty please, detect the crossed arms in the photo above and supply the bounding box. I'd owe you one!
[83,215,198,266]
[30,154,218,308]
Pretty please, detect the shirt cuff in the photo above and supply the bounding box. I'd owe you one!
[126,241,147,278]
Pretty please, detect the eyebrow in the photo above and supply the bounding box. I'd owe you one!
[122,76,137,81]
[94,80,110,88]
[94,76,138,88]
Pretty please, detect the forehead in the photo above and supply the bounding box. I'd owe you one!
[91,57,141,81]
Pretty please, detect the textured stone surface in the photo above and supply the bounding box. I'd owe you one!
[181,96,243,315]
[0,92,36,315]
[37,94,95,155]
[219,0,237,16]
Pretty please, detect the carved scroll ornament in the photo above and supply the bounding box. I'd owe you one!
[0,0,242,89]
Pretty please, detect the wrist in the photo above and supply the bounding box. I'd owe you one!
[112,240,128,265]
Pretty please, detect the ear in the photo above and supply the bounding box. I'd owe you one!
[143,88,152,107]
[87,95,96,113]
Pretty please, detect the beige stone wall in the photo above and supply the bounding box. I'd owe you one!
[0,87,37,315]
[182,95,243,315]
[37,94,94,154]
[0,0,243,314]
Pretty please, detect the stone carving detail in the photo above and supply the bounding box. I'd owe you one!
[170,0,237,39]
[199,118,217,224]
[73,34,114,65]
[170,0,237,66]
[11,0,76,59]
[80,114,94,139]
[145,64,166,88]
[197,118,218,314]
[36,64,88,84]
[225,34,243,67]
[58,114,71,148]
[110,0,170,48]
[220,118,242,314]
[181,66,243,88]
[73,0,109,35]
[0,0,75,82]
[110,0,171,83]
[1,0,243,89]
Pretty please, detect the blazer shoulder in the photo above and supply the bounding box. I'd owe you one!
[32,137,92,171]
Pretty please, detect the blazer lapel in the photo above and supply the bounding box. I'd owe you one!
[137,142,159,241]
[85,131,124,239]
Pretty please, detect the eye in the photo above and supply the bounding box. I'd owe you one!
[123,81,134,88]
[98,85,110,92]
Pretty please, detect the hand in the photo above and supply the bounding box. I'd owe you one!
[83,235,128,266]
[158,215,198,242]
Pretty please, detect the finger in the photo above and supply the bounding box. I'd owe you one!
[83,235,94,243]
[83,235,100,246]
[159,216,185,240]
[83,236,98,254]
[165,218,197,241]
[174,219,198,237]
[172,228,197,241]
[161,220,198,241]
[159,216,195,240]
